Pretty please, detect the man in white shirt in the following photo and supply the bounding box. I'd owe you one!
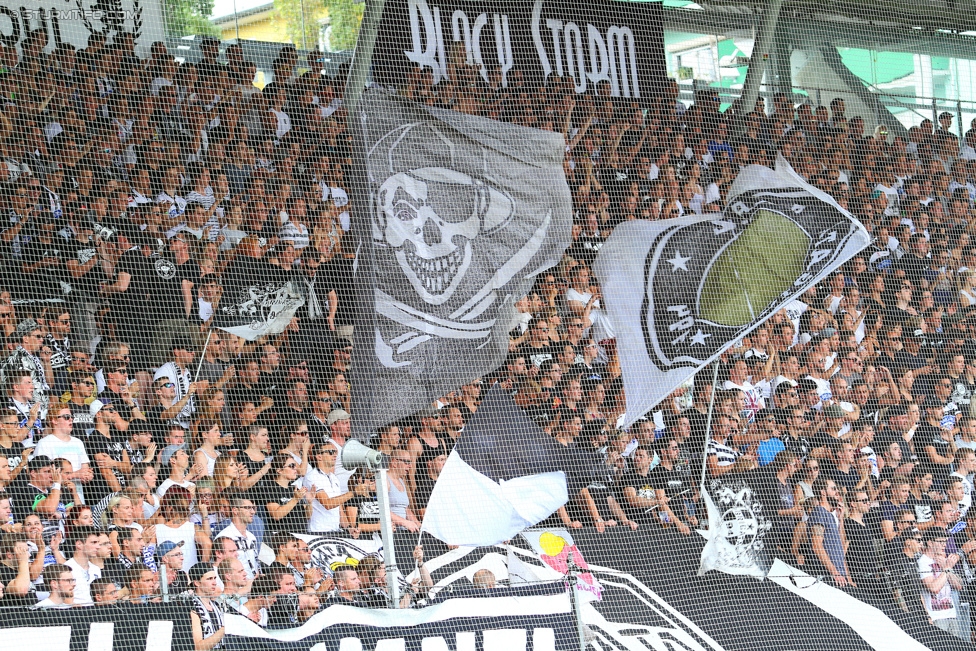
[327,409,354,491]
[215,497,259,579]
[65,526,102,605]
[35,563,75,608]
[33,405,94,503]
[304,442,363,534]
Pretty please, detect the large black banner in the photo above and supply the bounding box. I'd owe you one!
[0,602,194,651]
[372,0,666,102]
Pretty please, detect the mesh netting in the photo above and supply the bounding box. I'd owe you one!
[0,0,973,650]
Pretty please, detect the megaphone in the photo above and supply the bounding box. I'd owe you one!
[341,439,388,470]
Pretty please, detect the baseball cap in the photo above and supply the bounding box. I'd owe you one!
[156,540,185,560]
[89,399,112,417]
[327,409,351,426]
[160,443,188,466]
[823,404,846,419]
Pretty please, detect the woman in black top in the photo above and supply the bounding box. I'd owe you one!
[344,468,381,538]
[259,455,311,535]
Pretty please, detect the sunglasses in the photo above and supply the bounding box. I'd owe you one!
[157,382,175,389]
[57,414,73,420]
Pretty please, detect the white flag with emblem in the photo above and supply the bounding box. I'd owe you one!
[594,155,871,428]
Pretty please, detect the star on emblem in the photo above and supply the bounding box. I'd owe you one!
[690,329,711,346]
[667,251,691,272]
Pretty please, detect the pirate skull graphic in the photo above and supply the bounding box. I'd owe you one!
[370,124,515,306]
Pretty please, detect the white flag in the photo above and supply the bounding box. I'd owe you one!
[593,156,871,428]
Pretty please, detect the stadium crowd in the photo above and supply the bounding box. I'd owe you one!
[0,26,973,645]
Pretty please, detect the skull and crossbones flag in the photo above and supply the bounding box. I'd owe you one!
[349,90,572,437]
[213,280,305,341]
[593,155,871,429]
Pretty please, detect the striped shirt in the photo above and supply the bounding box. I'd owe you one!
[707,438,739,467]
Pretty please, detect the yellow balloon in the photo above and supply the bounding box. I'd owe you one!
[538,532,566,557]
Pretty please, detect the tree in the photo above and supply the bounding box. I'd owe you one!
[323,0,362,51]
[272,0,361,51]
[272,0,327,50]
[164,0,220,38]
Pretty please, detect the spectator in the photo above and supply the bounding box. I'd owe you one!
[188,563,226,651]
[304,441,362,534]
[36,563,75,608]
[126,563,160,604]
[325,564,364,606]
[91,576,119,605]
[0,532,35,606]
[472,569,497,590]
[65,525,102,605]
[157,540,190,594]
[918,528,964,636]
[32,405,93,502]
[261,454,311,535]
[9,455,66,544]
[387,449,421,533]
[156,486,204,572]
[808,477,851,586]
[215,496,259,579]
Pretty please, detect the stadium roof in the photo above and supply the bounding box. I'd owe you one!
[660,0,976,61]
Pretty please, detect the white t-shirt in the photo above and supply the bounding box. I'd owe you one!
[157,477,194,499]
[303,467,344,533]
[66,557,101,605]
[215,523,258,579]
[330,439,352,492]
[33,435,89,471]
[918,553,956,620]
[156,520,197,572]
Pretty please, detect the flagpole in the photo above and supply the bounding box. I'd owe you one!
[698,360,722,489]
[193,329,214,384]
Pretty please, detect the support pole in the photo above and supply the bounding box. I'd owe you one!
[566,556,588,651]
[343,0,387,118]
[375,467,401,608]
[193,329,214,384]
[739,0,785,117]
[698,360,722,489]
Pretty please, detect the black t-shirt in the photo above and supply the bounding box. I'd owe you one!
[907,493,937,524]
[113,247,153,317]
[649,463,693,501]
[845,518,879,577]
[85,430,127,503]
[517,342,555,369]
[20,236,69,297]
[320,256,355,326]
[917,423,953,482]
[0,440,25,473]
[620,469,656,519]
[134,254,199,322]
[347,494,380,527]
[826,464,860,492]
[68,237,111,297]
[0,562,37,606]
[68,401,95,439]
[256,479,307,535]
